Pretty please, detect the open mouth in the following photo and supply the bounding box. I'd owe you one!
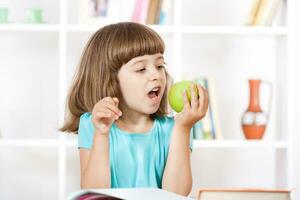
[147,87,161,99]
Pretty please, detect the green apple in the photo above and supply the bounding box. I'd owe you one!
[168,80,199,112]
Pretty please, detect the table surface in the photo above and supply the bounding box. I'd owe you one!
[68,188,195,200]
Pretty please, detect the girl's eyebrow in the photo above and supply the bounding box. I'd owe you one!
[130,58,144,66]
[130,55,164,66]
[156,55,164,60]
[131,60,143,67]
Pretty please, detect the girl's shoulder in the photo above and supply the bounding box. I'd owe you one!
[155,115,175,129]
[78,112,94,149]
[81,112,92,118]
[154,116,176,140]
[79,112,93,130]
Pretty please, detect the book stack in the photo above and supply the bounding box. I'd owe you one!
[246,0,283,26]
[192,77,222,140]
[197,188,291,200]
[78,0,172,25]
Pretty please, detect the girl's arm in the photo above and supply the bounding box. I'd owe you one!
[80,132,110,189]
[162,125,192,196]
[162,84,209,196]
[80,97,122,189]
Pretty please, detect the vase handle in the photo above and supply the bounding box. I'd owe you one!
[262,80,273,120]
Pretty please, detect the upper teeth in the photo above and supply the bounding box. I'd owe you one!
[152,87,159,92]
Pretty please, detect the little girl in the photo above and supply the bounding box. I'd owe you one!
[60,22,208,196]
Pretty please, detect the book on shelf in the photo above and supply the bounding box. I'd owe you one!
[246,0,283,26]
[197,188,291,200]
[245,0,262,25]
[146,0,161,24]
[78,0,136,24]
[132,0,172,24]
[78,0,110,24]
[78,0,173,25]
[132,0,151,24]
[158,0,172,25]
[192,77,223,140]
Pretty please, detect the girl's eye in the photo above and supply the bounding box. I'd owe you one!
[136,68,146,72]
[157,65,165,69]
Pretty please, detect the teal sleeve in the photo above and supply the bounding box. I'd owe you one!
[78,112,95,149]
[162,117,173,158]
[163,116,193,153]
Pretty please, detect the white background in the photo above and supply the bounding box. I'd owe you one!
[0,0,299,199]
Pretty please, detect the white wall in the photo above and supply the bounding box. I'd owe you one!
[293,1,300,199]
[0,0,299,199]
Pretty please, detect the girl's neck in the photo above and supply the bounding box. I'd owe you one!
[119,114,151,125]
[116,106,154,133]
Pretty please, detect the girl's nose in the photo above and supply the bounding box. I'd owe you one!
[149,68,161,81]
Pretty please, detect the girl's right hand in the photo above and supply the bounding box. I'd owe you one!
[91,97,122,134]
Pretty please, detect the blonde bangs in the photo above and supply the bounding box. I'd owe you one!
[108,23,165,67]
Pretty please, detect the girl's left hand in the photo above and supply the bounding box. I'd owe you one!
[174,84,209,129]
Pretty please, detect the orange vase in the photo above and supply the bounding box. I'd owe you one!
[241,79,272,139]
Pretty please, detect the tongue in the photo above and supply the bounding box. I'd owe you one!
[148,91,157,99]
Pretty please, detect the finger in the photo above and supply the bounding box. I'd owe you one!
[103,96,118,106]
[100,107,120,120]
[105,97,121,113]
[182,89,191,111]
[103,96,114,102]
[112,97,119,106]
[190,84,199,109]
[112,97,122,116]
[94,111,113,120]
[202,89,209,114]
[96,109,119,121]
[102,99,122,117]
[197,84,209,113]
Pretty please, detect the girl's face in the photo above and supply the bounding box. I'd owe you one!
[117,53,167,115]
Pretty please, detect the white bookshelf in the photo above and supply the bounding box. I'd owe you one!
[0,138,288,149]
[2,24,289,35]
[0,139,59,147]
[181,26,288,35]
[193,140,288,149]
[0,24,60,32]
[0,0,297,199]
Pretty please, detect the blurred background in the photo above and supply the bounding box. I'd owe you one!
[0,0,299,199]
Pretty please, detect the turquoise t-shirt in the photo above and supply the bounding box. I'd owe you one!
[78,112,193,188]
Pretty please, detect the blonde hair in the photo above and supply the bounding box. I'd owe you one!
[60,22,172,133]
